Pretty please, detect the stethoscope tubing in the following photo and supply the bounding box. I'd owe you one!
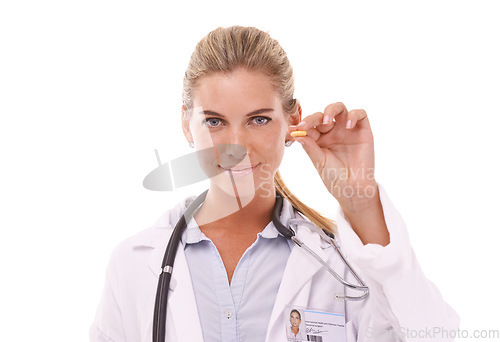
[153,190,208,342]
[290,235,368,301]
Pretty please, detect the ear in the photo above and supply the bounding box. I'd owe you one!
[285,100,302,142]
[181,105,193,144]
[289,100,302,126]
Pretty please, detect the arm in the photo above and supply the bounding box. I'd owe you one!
[338,183,460,341]
[290,102,459,341]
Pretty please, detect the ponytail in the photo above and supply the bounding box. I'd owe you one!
[274,170,337,235]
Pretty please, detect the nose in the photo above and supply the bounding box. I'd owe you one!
[218,129,249,168]
[226,143,247,159]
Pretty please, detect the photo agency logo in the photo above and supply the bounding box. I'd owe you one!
[143,144,249,192]
[143,103,264,224]
[143,143,255,224]
[365,326,500,340]
[316,162,377,199]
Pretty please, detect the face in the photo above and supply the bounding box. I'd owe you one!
[182,68,301,200]
[290,311,301,327]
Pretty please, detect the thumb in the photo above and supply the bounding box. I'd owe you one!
[294,136,325,170]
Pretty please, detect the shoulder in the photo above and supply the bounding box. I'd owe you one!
[110,194,198,259]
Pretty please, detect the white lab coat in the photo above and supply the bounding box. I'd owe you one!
[90,185,460,342]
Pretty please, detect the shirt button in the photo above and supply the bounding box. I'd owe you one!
[225,309,233,319]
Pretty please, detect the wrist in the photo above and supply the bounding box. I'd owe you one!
[336,181,380,214]
[337,183,390,246]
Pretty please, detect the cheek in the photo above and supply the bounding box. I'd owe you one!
[254,136,285,175]
[256,127,286,148]
[190,123,215,146]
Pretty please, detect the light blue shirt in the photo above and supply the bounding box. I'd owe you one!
[181,200,296,342]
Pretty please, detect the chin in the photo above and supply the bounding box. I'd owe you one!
[211,172,258,201]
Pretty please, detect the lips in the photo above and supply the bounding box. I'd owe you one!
[220,163,259,177]
[221,165,256,171]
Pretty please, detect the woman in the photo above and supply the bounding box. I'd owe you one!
[90,26,459,341]
[287,309,304,341]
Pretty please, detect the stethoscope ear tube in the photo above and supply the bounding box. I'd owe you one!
[272,191,295,239]
[153,190,209,342]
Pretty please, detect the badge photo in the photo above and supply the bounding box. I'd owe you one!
[284,305,346,342]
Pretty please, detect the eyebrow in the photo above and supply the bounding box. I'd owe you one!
[198,108,274,117]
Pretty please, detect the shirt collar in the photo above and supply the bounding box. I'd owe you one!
[180,216,210,246]
[179,194,297,248]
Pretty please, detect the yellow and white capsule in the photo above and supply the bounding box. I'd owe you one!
[290,130,307,137]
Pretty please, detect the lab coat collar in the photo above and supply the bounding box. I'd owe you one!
[134,193,326,270]
[131,196,204,341]
[135,191,295,265]
[129,195,195,249]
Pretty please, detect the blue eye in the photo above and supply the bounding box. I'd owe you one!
[202,116,271,128]
[252,116,271,125]
[203,118,222,128]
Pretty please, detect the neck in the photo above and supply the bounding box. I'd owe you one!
[194,185,276,233]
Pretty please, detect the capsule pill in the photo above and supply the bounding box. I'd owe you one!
[291,130,307,137]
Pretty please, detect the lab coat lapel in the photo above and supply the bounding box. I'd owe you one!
[145,231,204,341]
[167,243,204,341]
[266,224,327,339]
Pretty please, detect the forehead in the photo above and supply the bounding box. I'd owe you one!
[192,68,281,111]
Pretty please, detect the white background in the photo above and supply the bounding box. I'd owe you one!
[1,0,499,341]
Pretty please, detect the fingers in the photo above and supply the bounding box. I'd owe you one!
[296,112,327,131]
[297,103,369,132]
[324,102,369,130]
[345,109,368,130]
[287,124,321,141]
[290,133,326,171]
[323,102,347,126]
[289,103,369,146]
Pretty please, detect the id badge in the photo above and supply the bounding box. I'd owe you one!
[284,305,346,342]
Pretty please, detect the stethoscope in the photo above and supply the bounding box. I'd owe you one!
[152,189,369,342]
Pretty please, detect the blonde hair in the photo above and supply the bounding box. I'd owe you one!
[182,25,336,234]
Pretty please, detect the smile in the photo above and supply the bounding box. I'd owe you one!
[220,163,259,178]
